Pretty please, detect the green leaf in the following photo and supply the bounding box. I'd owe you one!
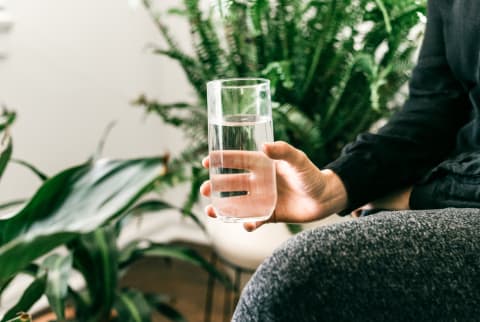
[0,156,166,284]
[145,294,186,322]
[127,199,173,215]
[93,121,117,161]
[118,240,143,267]
[0,137,12,181]
[119,242,233,290]
[0,265,39,307]
[127,198,205,232]
[0,105,15,180]
[167,7,187,16]
[0,109,16,133]
[1,274,47,322]
[114,289,151,322]
[67,286,90,318]
[40,253,73,320]
[10,159,48,182]
[374,0,392,33]
[69,226,118,321]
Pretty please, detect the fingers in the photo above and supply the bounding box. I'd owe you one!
[209,150,271,170]
[263,141,307,168]
[210,173,251,192]
[204,201,274,232]
[204,204,217,218]
[200,180,211,197]
[243,211,276,232]
[243,221,264,232]
[204,141,305,171]
[202,156,210,169]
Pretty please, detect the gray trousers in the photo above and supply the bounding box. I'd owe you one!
[233,209,480,321]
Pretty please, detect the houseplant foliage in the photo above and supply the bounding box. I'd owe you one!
[0,119,231,321]
[135,0,426,212]
[0,108,16,181]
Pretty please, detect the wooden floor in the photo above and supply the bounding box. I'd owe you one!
[121,242,253,322]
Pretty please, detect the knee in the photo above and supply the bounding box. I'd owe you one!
[233,224,357,322]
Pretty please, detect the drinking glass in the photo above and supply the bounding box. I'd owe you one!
[207,78,277,222]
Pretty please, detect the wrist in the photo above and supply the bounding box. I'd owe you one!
[318,169,349,217]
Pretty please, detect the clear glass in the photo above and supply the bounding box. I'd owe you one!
[207,78,277,223]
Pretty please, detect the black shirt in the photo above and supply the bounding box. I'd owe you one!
[327,0,480,213]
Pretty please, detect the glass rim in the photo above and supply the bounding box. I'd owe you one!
[207,77,270,89]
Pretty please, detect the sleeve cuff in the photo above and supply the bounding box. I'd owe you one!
[325,153,379,216]
[409,181,438,209]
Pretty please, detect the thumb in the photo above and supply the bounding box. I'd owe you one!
[263,141,307,167]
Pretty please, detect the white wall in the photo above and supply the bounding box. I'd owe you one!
[0,0,197,204]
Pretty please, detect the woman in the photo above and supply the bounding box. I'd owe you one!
[201,0,480,320]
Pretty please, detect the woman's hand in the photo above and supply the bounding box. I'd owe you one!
[200,141,348,231]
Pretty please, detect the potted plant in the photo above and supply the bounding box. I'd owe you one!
[0,110,232,321]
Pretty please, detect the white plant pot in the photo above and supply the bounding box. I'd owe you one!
[205,216,292,270]
[201,197,351,271]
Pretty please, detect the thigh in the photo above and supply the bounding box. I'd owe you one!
[233,208,480,322]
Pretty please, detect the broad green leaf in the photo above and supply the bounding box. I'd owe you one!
[0,265,39,313]
[145,294,186,322]
[0,157,166,284]
[0,275,15,303]
[114,289,151,322]
[0,265,38,301]
[69,226,118,321]
[1,274,46,322]
[40,253,73,320]
[11,159,48,182]
[119,242,233,290]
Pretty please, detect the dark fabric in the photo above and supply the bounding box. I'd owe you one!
[233,209,480,322]
[410,151,480,209]
[326,0,480,214]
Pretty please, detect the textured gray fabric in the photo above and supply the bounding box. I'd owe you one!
[233,209,480,322]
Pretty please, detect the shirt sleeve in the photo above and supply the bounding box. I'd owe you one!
[326,0,471,214]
